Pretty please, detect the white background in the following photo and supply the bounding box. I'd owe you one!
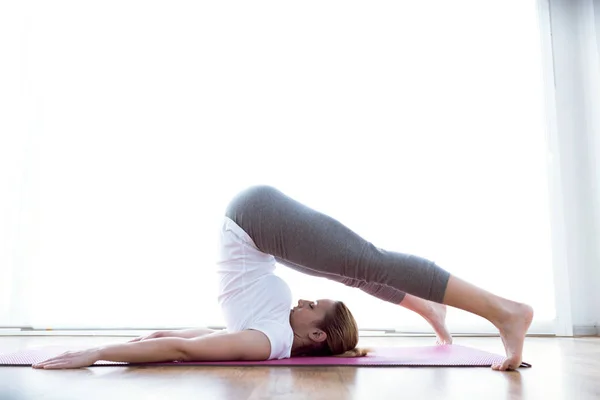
[0,1,557,333]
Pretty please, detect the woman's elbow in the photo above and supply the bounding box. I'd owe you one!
[170,338,196,362]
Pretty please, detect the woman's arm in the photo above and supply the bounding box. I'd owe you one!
[100,337,188,363]
[180,329,271,361]
[105,330,270,362]
[33,330,271,369]
[168,328,227,339]
[129,328,227,342]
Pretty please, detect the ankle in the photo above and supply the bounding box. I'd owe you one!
[489,298,520,328]
[422,303,444,323]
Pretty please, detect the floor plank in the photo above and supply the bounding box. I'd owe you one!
[0,335,598,400]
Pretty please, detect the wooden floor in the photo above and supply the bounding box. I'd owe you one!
[0,335,598,400]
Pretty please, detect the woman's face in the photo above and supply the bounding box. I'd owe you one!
[289,298,336,329]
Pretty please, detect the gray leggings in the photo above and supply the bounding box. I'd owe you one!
[225,185,450,304]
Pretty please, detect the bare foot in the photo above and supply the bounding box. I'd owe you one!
[426,303,453,345]
[492,302,534,371]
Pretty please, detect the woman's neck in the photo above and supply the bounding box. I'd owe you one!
[291,336,325,357]
[291,336,308,357]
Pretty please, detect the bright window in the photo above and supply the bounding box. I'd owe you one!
[0,1,554,333]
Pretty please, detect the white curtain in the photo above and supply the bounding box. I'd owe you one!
[0,0,555,333]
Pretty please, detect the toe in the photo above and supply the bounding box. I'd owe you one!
[500,359,516,371]
[491,360,509,371]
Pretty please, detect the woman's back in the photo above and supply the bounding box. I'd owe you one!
[217,216,294,360]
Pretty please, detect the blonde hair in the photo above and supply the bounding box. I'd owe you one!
[308,301,371,358]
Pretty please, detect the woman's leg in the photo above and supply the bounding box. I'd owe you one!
[226,185,532,370]
[226,185,450,302]
[443,275,533,370]
[276,257,452,344]
[397,293,452,345]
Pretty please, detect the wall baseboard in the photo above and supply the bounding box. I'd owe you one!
[573,325,599,336]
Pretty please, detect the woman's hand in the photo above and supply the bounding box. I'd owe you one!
[32,348,101,370]
[128,331,167,342]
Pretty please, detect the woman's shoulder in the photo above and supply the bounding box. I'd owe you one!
[247,319,293,360]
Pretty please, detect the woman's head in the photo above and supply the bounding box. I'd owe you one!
[290,298,367,357]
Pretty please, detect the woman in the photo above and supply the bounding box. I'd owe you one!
[33,185,533,371]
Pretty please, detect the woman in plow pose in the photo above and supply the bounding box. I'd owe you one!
[33,185,533,371]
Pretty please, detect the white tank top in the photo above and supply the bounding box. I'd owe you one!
[216,217,294,360]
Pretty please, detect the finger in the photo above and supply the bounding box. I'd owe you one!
[33,360,59,369]
[37,355,61,364]
[33,358,57,367]
[33,360,49,367]
[35,354,70,366]
[41,362,69,369]
[33,360,60,368]
[44,358,78,369]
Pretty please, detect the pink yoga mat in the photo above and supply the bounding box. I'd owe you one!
[0,345,531,368]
